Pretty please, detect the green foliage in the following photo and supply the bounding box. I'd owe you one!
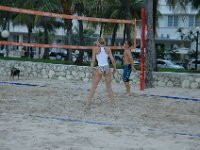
[188,50,196,59]
[158,68,200,73]
[168,50,180,61]
[156,48,165,59]
[34,29,55,44]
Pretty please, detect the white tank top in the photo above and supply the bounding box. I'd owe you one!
[96,47,109,66]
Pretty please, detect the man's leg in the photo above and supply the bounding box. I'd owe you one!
[124,82,131,96]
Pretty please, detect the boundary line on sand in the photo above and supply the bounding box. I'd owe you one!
[28,114,200,139]
[1,81,200,102]
[149,94,200,102]
[0,81,46,87]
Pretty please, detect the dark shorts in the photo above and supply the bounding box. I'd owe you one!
[123,64,132,82]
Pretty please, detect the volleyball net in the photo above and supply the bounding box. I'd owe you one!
[0,5,145,90]
[0,5,136,51]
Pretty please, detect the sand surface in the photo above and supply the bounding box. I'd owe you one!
[0,77,200,150]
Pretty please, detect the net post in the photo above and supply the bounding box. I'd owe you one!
[140,8,146,91]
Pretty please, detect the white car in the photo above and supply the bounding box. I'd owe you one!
[113,53,140,66]
[157,59,184,69]
[114,55,123,65]
[187,59,200,70]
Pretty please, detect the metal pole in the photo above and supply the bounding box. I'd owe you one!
[140,8,145,91]
[195,31,199,70]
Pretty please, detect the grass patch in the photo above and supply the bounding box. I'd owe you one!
[158,68,200,73]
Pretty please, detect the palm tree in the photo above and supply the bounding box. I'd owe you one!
[34,0,64,59]
[166,0,200,10]
[84,0,143,45]
[35,16,63,59]
[0,0,15,29]
[191,0,200,9]
[72,0,85,64]
[0,1,16,54]
[12,0,37,57]
[55,0,74,63]
[144,0,156,88]
[83,0,116,41]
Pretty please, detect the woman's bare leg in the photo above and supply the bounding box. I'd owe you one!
[105,71,115,107]
[86,71,102,108]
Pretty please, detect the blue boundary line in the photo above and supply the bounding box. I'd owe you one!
[28,114,200,139]
[1,81,199,102]
[0,81,46,87]
[149,94,200,102]
[29,114,113,126]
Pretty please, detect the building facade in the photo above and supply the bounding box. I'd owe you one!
[0,0,199,59]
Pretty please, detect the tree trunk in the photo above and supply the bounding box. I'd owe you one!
[124,0,131,41]
[75,18,85,64]
[144,0,156,88]
[153,0,158,71]
[123,25,126,42]
[111,24,119,46]
[27,27,32,58]
[99,23,104,37]
[65,19,73,63]
[111,0,124,46]
[153,0,158,38]
[63,2,73,63]
[43,17,49,59]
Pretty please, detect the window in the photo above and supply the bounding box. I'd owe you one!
[189,15,195,26]
[23,36,28,43]
[168,16,178,27]
[13,35,19,42]
[195,16,200,27]
[189,15,200,27]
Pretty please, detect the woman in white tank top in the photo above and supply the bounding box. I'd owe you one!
[86,37,117,109]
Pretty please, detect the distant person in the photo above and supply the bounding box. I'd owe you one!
[122,40,136,96]
[86,37,117,109]
[21,47,25,58]
[30,50,34,59]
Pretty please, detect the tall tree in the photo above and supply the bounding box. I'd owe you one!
[35,16,63,59]
[144,0,156,88]
[12,0,37,57]
[73,0,85,64]
[84,0,143,45]
[0,1,16,54]
[191,0,200,9]
[34,0,63,59]
[56,0,74,63]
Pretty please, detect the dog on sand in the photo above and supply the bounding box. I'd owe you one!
[10,67,20,79]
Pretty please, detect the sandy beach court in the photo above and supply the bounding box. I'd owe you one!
[0,77,200,150]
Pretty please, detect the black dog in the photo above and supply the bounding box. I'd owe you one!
[10,67,20,79]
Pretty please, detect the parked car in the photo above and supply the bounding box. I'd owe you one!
[0,50,4,57]
[187,59,200,70]
[114,55,123,65]
[134,59,140,67]
[157,59,185,69]
[113,54,140,66]
[49,52,67,60]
